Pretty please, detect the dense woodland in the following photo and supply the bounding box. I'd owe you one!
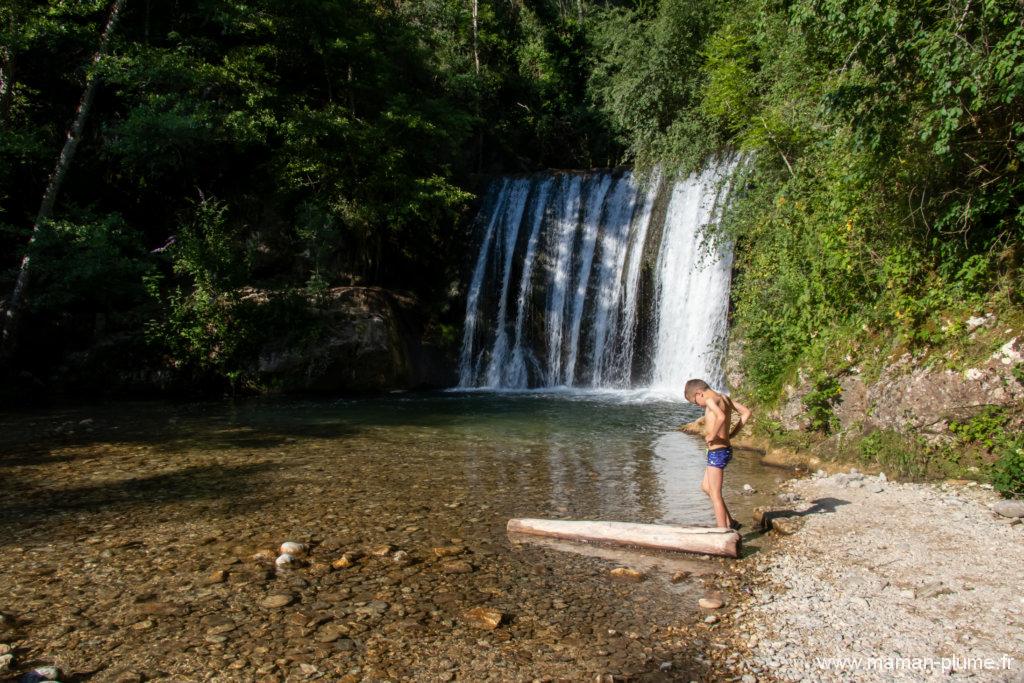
[1,0,1022,415]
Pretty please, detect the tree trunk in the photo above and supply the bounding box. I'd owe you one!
[0,0,126,360]
[0,45,12,123]
[471,0,480,75]
[507,518,742,557]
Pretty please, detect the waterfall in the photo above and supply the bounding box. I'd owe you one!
[457,162,735,397]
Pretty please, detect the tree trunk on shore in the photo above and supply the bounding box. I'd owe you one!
[0,0,126,361]
[507,518,742,557]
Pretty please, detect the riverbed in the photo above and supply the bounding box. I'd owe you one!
[0,393,785,681]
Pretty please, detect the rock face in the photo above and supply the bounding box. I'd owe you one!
[767,335,1023,441]
[254,287,455,393]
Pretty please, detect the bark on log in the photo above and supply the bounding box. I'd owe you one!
[507,518,741,558]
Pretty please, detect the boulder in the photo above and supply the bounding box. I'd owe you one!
[994,500,1024,518]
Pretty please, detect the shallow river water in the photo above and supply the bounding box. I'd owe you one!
[0,392,785,681]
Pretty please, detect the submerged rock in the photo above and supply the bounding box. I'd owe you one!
[462,607,504,630]
[260,593,294,609]
[609,567,644,582]
[279,541,307,557]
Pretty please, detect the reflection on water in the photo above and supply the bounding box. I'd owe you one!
[266,391,780,527]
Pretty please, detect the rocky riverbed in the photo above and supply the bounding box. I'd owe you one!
[0,397,785,682]
[715,471,1024,682]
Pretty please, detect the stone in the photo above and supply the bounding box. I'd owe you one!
[698,597,724,610]
[743,484,756,494]
[315,624,346,643]
[332,551,361,569]
[205,616,237,635]
[0,644,10,656]
[462,607,504,630]
[279,541,307,557]
[275,553,296,568]
[670,571,691,584]
[260,593,294,609]
[392,550,410,564]
[0,654,12,674]
[370,545,394,556]
[440,560,473,574]
[704,615,719,624]
[994,500,1024,518]
[204,569,227,584]
[22,666,61,683]
[609,567,644,582]
[432,545,465,557]
[771,517,803,535]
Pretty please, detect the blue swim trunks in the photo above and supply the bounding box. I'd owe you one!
[707,446,733,469]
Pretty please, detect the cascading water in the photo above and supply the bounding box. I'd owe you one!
[457,161,735,397]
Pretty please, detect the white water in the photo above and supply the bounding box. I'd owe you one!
[458,163,735,399]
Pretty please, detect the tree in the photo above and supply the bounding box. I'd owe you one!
[0,0,126,359]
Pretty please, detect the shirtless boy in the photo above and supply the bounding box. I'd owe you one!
[684,378,752,530]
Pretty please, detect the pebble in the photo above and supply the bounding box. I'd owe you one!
[274,553,296,568]
[0,654,12,673]
[698,597,724,610]
[462,607,504,630]
[22,666,60,683]
[670,571,691,584]
[260,593,294,609]
[332,551,360,568]
[440,560,474,574]
[204,569,227,584]
[0,644,10,656]
[704,615,719,624]
[370,545,394,556]
[279,541,307,557]
[609,567,644,582]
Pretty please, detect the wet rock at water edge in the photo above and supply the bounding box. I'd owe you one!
[994,500,1024,518]
[440,560,474,574]
[771,517,803,535]
[698,596,724,610]
[462,607,505,630]
[609,567,644,582]
[260,593,294,609]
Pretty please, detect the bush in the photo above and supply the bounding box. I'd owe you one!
[803,374,841,434]
[992,439,1024,498]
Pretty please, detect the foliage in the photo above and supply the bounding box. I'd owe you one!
[589,0,1024,403]
[0,0,619,388]
[949,406,1009,451]
[992,439,1024,498]
[802,374,842,434]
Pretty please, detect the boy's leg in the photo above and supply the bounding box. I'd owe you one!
[704,465,732,529]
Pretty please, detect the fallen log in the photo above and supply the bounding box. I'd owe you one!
[507,518,741,558]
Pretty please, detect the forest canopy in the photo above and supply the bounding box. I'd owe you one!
[1,0,1021,402]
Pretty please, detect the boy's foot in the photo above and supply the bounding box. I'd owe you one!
[729,519,743,531]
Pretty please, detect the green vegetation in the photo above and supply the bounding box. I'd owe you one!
[0,0,617,391]
[1,0,1021,421]
[589,0,1023,403]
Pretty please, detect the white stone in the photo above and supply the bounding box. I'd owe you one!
[275,553,296,568]
[279,541,307,557]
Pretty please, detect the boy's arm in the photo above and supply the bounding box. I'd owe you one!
[728,399,753,439]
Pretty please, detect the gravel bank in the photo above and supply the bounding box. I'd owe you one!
[722,471,1024,682]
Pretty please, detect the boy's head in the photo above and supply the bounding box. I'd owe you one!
[684,378,711,405]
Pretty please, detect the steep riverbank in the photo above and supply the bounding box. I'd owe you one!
[715,472,1024,682]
